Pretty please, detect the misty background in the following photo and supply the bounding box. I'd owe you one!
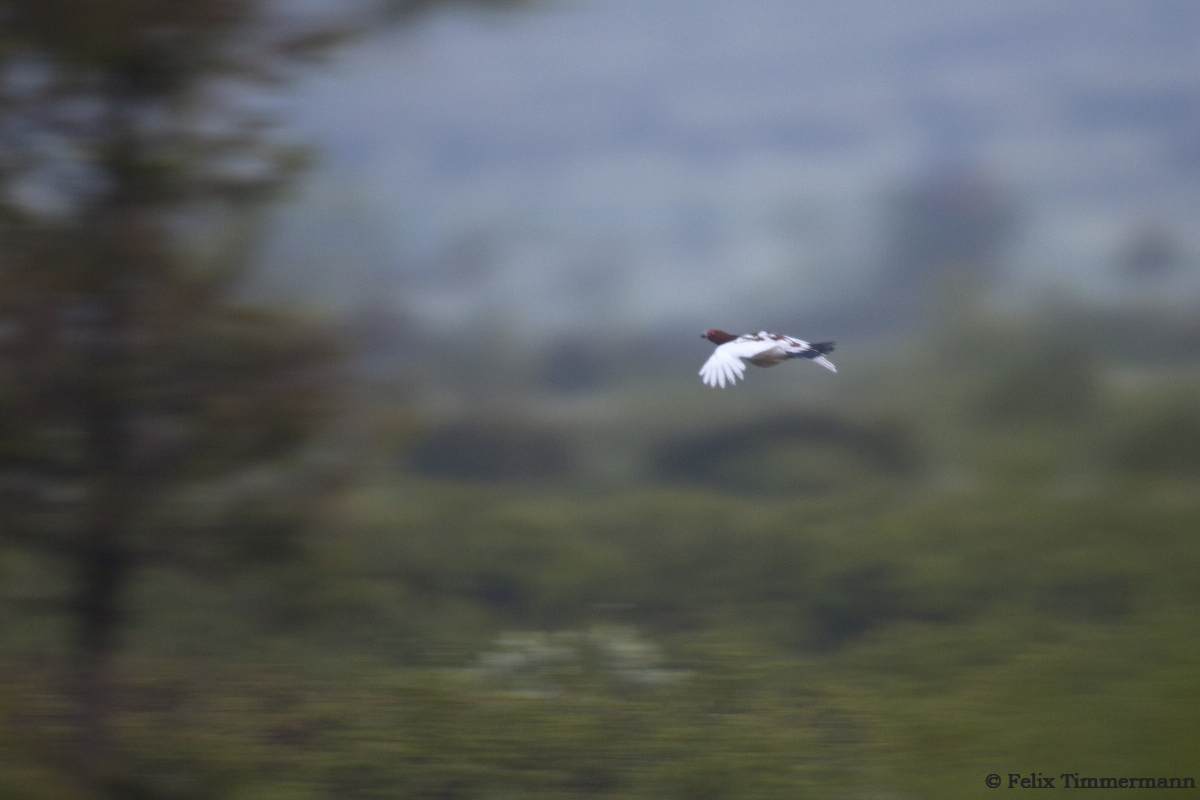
[266,0,1200,343]
[2,1,1199,798]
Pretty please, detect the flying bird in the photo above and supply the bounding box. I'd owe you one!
[699,329,836,388]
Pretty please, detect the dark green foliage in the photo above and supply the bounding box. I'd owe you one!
[7,305,1200,797]
[4,430,1200,797]
[1033,569,1139,620]
[808,561,907,649]
[408,422,576,482]
[1108,394,1200,474]
[652,412,920,492]
[975,339,1099,422]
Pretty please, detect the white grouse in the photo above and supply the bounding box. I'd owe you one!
[699,329,836,388]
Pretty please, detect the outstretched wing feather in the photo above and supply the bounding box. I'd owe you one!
[699,339,773,388]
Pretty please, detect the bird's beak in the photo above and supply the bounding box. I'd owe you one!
[700,332,707,338]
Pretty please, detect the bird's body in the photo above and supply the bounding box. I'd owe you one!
[699,329,836,388]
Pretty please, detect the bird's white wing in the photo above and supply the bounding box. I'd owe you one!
[699,338,776,388]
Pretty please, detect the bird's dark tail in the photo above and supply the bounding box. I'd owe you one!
[788,341,835,360]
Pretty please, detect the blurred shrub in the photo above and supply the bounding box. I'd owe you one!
[349,486,628,635]
[541,341,609,393]
[1108,395,1200,474]
[67,644,868,800]
[1066,306,1200,364]
[7,474,1200,798]
[807,562,907,650]
[651,412,920,493]
[407,420,576,481]
[1034,570,1140,621]
[974,339,1099,423]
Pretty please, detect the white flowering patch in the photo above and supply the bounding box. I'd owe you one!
[471,626,688,695]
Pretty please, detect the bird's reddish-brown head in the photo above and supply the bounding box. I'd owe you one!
[702,329,738,345]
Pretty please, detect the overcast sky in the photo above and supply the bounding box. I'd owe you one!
[274,0,1200,333]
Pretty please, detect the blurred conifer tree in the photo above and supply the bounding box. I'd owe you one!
[0,0,516,792]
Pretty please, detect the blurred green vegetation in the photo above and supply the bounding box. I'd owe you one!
[3,311,1200,799]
